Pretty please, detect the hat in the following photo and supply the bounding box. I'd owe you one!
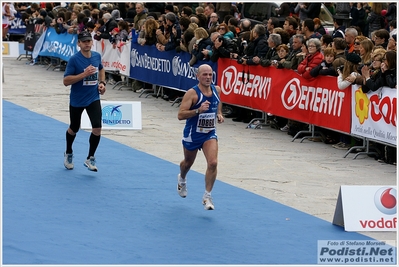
[112,27,120,33]
[165,4,174,12]
[78,31,92,42]
[392,34,397,42]
[346,52,361,64]
[40,10,47,17]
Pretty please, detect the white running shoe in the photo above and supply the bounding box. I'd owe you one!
[64,153,74,170]
[177,174,187,198]
[84,156,98,172]
[202,195,214,210]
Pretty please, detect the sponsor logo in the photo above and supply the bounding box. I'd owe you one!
[102,105,131,125]
[374,187,397,215]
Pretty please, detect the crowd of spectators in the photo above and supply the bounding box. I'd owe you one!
[5,2,397,164]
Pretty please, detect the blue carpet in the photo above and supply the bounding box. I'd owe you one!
[1,100,390,264]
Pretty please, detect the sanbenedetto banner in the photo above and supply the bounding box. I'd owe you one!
[351,85,397,146]
[81,101,142,130]
[217,59,351,133]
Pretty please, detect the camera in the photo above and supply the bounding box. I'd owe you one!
[237,56,247,64]
[217,36,223,42]
[337,65,344,72]
[241,40,247,47]
[272,60,278,65]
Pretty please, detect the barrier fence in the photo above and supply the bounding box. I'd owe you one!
[32,28,397,148]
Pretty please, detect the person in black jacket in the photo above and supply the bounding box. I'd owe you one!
[234,24,269,65]
[96,13,117,40]
[209,32,235,62]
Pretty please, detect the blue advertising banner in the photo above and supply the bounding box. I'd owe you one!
[37,28,78,62]
[8,12,26,35]
[129,43,218,91]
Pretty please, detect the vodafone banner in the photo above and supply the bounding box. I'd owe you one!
[333,185,397,231]
[94,39,131,77]
[351,85,397,146]
[218,59,351,133]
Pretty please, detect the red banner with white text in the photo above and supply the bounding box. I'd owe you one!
[217,58,351,133]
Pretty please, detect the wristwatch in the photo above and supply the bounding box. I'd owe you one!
[99,81,106,86]
[195,109,200,114]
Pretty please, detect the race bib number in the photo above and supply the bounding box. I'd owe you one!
[196,113,216,133]
[83,67,99,86]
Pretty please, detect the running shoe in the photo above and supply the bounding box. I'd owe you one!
[177,173,187,198]
[202,195,214,210]
[64,153,74,170]
[84,156,98,172]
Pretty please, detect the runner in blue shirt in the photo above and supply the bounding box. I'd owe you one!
[177,64,224,210]
[63,31,106,172]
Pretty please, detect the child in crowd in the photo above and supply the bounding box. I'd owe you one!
[310,47,337,77]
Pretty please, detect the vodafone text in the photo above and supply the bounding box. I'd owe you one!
[359,217,397,229]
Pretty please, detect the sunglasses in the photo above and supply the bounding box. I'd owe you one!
[354,42,360,45]
[218,27,225,30]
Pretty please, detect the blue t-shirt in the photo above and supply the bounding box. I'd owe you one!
[64,51,103,107]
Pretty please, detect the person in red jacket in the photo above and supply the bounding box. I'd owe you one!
[297,38,324,79]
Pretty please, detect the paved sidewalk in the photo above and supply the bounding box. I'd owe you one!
[2,57,397,242]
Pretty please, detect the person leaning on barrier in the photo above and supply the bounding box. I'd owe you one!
[360,48,386,93]
[156,12,181,52]
[189,27,212,66]
[259,33,281,67]
[96,13,118,40]
[208,32,235,62]
[279,34,305,70]
[232,24,268,65]
[310,47,337,77]
[297,38,324,79]
[332,38,347,73]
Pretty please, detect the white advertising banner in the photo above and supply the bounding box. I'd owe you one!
[333,185,397,232]
[351,85,397,146]
[81,101,142,130]
[94,39,131,77]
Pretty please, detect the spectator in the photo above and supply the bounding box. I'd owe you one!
[266,17,279,37]
[337,53,362,90]
[181,6,193,18]
[385,3,397,26]
[366,3,385,38]
[359,38,374,67]
[233,24,268,65]
[332,17,345,39]
[332,37,347,72]
[216,2,231,23]
[273,27,290,45]
[259,33,281,67]
[125,2,136,23]
[320,34,333,52]
[310,47,337,77]
[283,16,298,40]
[237,18,251,43]
[54,11,67,34]
[297,38,324,79]
[133,2,147,31]
[279,34,305,70]
[350,3,366,34]
[156,12,181,52]
[313,18,326,35]
[209,32,236,62]
[204,3,216,26]
[294,3,308,22]
[373,29,390,49]
[299,3,321,20]
[380,50,397,88]
[333,52,362,150]
[388,20,397,37]
[189,27,212,66]
[115,20,130,47]
[96,13,118,40]
[138,18,158,46]
[275,2,291,22]
[301,18,322,40]
[344,27,358,54]
[111,9,123,22]
[387,34,396,51]
[361,48,386,93]
[178,22,197,53]
[271,44,290,69]
[208,12,219,33]
[353,35,368,54]
[216,23,234,40]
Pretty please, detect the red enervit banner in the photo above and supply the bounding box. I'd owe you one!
[217,58,351,133]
